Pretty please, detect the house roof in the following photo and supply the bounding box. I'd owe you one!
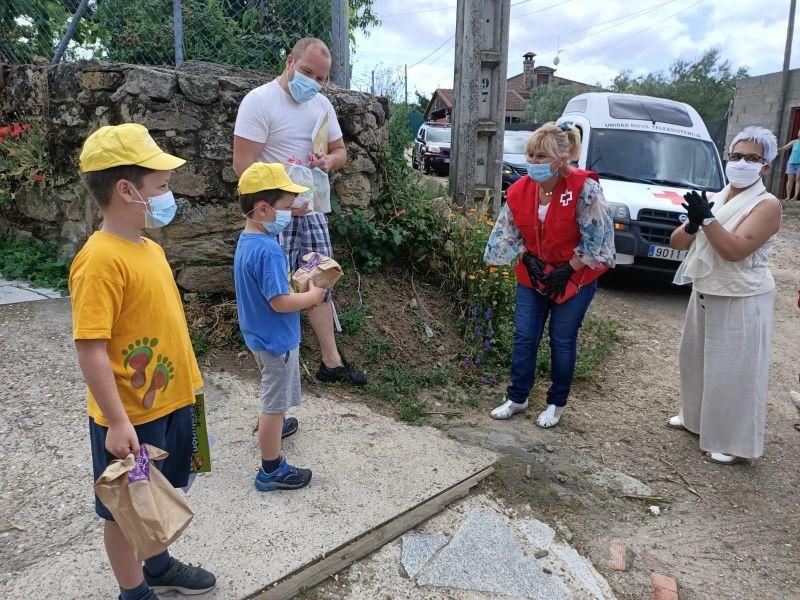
[428,87,526,113]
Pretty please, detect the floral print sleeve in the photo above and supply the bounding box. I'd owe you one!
[575,178,616,269]
[483,203,525,265]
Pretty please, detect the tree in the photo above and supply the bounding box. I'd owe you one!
[524,84,579,124]
[610,48,747,122]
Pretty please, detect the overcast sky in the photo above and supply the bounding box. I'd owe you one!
[349,0,798,100]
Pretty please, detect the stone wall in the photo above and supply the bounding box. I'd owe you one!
[726,68,800,195]
[0,60,388,293]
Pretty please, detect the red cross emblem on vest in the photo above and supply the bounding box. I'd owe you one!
[653,190,684,206]
[559,190,573,207]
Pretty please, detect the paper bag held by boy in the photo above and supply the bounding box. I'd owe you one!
[292,252,343,293]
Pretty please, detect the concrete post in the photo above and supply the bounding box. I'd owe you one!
[331,0,349,88]
[173,0,185,68]
[449,0,511,214]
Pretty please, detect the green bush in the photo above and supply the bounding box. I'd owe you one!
[0,235,69,293]
[331,104,448,272]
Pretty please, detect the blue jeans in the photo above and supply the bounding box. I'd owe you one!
[506,281,597,407]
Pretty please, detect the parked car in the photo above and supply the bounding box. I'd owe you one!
[412,122,452,175]
[502,130,533,190]
[557,92,725,274]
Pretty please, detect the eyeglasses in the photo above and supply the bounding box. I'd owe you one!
[728,153,764,164]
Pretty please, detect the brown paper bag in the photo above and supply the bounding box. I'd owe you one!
[292,252,343,293]
[94,444,194,561]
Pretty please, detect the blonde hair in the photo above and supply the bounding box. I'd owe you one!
[525,122,582,161]
[290,37,330,60]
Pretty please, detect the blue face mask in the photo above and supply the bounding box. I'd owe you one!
[526,161,555,182]
[133,188,177,228]
[288,70,321,103]
[246,207,292,236]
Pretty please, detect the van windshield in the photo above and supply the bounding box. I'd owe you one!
[426,128,451,143]
[586,129,724,191]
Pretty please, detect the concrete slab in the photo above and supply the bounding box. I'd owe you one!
[551,542,609,600]
[416,509,572,600]
[521,518,556,550]
[0,299,496,599]
[0,277,62,305]
[400,534,449,578]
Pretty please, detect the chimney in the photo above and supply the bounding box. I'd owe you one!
[523,52,536,91]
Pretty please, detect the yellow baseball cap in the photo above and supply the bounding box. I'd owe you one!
[79,123,186,173]
[238,162,310,195]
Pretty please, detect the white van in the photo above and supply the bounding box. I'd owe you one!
[556,92,725,273]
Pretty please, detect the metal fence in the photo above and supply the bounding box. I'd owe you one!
[1,0,350,85]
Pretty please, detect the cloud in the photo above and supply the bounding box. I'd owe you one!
[351,0,798,98]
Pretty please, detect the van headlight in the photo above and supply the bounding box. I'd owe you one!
[608,202,630,221]
[426,145,441,154]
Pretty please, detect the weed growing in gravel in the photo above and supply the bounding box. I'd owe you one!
[365,361,451,422]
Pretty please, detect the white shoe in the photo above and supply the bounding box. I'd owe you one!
[707,452,745,464]
[667,414,685,429]
[490,398,528,420]
[535,404,563,429]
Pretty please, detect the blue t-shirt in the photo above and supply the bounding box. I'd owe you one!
[234,233,300,354]
[789,140,800,165]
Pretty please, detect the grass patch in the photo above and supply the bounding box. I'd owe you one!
[365,361,452,422]
[364,335,391,364]
[337,305,369,341]
[0,234,69,293]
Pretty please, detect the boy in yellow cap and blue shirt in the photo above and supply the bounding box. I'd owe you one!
[71,124,216,599]
[234,162,326,491]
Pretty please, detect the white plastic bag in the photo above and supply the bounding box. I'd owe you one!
[286,163,315,211]
[311,167,331,214]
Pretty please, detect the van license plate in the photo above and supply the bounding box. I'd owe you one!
[648,245,687,261]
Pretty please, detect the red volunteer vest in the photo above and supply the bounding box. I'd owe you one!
[506,169,609,295]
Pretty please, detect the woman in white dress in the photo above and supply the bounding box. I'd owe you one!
[668,126,782,464]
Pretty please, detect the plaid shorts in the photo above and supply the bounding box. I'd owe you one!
[280,212,335,302]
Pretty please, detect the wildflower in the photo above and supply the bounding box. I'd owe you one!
[483,339,491,352]
[501,271,509,276]
[468,274,476,280]
[462,357,473,367]
[469,208,477,213]
[489,267,498,274]
[480,376,489,385]
[474,326,482,337]
[487,324,494,338]
[475,357,481,365]
[487,220,494,226]
[471,307,479,320]
[484,307,493,320]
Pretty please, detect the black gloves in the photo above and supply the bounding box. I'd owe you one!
[681,190,714,235]
[521,252,546,284]
[542,262,575,299]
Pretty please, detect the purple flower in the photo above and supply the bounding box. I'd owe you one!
[474,326,482,337]
[471,307,479,321]
[486,324,495,338]
[483,339,491,352]
[484,307,493,320]
[480,376,489,385]
[475,357,481,365]
[462,357,473,367]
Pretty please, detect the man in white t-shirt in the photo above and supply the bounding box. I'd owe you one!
[233,37,367,387]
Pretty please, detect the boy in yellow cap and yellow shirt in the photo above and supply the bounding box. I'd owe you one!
[71,124,216,599]
[234,163,325,491]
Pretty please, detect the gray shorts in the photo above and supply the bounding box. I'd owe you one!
[787,163,800,175]
[253,348,302,414]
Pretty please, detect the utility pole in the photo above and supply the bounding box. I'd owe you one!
[450,0,511,214]
[330,0,349,87]
[770,0,796,194]
[172,0,184,68]
[404,64,408,107]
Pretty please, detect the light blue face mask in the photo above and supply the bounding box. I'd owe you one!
[526,161,555,182]
[133,188,177,228]
[288,70,321,103]
[246,207,292,236]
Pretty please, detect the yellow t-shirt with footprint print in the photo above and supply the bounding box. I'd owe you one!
[70,231,203,427]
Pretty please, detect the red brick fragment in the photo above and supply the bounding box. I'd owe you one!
[652,573,678,600]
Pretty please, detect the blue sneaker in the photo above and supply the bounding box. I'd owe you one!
[282,416,298,439]
[254,457,312,492]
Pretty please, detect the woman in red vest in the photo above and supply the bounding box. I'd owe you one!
[485,123,615,428]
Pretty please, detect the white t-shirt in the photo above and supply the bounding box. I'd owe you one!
[234,80,344,214]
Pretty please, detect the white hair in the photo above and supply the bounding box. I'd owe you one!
[729,126,778,163]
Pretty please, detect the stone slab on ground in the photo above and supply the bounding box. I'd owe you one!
[0,277,62,305]
[416,509,572,600]
[552,542,608,599]
[400,534,449,578]
[0,298,496,599]
[521,518,556,550]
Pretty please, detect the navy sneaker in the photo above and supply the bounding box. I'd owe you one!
[144,557,216,595]
[254,456,312,492]
[282,416,298,439]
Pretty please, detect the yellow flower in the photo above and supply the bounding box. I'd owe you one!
[501,271,509,275]
[487,220,494,226]
[489,267,498,274]
[469,208,477,213]
[468,274,476,280]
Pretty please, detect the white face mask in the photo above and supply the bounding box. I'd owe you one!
[725,159,763,189]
